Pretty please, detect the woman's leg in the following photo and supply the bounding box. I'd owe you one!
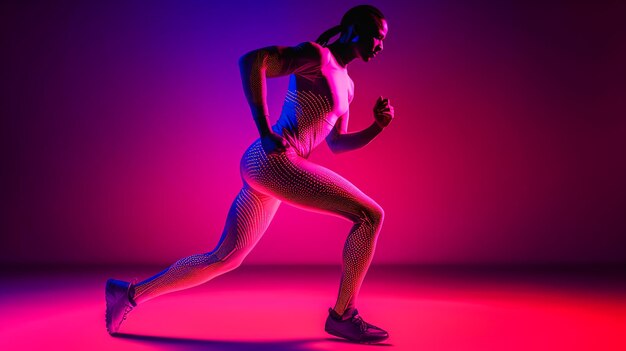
[131,184,281,305]
[242,144,384,316]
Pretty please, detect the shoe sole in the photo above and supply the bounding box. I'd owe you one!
[325,327,389,344]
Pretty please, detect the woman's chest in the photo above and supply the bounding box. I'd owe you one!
[293,67,353,117]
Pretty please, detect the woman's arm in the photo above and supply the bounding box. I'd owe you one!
[238,42,322,138]
[326,96,394,153]
[327,109,383,153]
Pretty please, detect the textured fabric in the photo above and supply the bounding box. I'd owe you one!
[132,42,382,315]
[240,139,384,314]
[271,42,354,159]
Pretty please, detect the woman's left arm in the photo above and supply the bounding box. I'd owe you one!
[326,96,394,153]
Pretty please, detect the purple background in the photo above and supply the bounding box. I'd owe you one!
[2,0,625,265]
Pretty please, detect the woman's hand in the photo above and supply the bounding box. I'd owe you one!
[261,132,290,155]
[373,96,395,129]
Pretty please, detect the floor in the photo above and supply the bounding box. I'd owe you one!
[0,264,625,350]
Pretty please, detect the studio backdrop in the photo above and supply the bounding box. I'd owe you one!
[2,0,625,265]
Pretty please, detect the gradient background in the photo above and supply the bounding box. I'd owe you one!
[2,0,625,266]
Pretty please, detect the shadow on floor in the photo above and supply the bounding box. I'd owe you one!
[114,333,392,350]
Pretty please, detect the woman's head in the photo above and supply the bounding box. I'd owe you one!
[316,5,388,62]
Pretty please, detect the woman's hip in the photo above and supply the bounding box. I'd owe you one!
[239,138,298,190]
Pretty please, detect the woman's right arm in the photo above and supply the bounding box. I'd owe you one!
[238,43,322,154]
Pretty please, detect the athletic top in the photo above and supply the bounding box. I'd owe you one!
[271,41,354,159]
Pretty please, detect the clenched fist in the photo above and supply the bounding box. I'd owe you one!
[373,96,394,128]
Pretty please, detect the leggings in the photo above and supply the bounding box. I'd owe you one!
[132,138,384,315]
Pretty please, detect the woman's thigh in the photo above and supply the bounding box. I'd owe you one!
[241,140,381,223]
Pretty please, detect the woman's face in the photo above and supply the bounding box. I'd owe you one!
[356,18,388,62]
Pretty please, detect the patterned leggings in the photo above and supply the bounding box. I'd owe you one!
[132,138,384,315]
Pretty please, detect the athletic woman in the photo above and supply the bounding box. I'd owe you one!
[106,4,394,344]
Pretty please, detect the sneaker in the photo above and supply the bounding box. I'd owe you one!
[324,307,389,344]
[105,278,137,335]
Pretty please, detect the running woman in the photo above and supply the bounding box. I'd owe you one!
[106,4,394,344]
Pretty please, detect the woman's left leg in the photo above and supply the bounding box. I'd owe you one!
[130,184,281,305]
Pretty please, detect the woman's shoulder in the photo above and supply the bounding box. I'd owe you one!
[295,40,323,52]
[287,41,331,79]
[294,41,330,66]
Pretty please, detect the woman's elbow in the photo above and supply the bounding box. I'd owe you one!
[238,53,252,67]
[239,50,264,68]
[328,141,348,154]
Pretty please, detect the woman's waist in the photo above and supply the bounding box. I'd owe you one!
[243,135,304,160]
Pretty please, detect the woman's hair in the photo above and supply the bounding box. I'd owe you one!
[315,5,385,47]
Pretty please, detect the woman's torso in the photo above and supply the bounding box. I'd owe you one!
[271,42,354,159]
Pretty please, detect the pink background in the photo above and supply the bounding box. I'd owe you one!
[2,1,625,265]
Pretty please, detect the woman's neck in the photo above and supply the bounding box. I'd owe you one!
[326,42,357,68]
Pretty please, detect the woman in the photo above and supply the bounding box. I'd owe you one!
[106,4,394,344]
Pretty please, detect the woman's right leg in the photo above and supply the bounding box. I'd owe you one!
[131,184,280,305]
[241,141,385,317]
[242,145,389,342]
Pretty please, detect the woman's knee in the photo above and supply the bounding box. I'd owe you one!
[206,249,246,271]
[357,202,384,228]
[371,203,385,226]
